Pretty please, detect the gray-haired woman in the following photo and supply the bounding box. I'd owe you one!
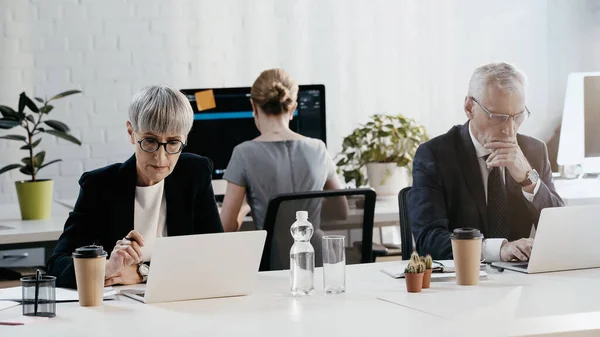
[47,85,223,288]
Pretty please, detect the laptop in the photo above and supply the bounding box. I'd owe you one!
[121,230,266,304]
[491,205,600,273]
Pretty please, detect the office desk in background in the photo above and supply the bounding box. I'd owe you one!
[1,262,600,336]
[0,178,599,263]
[0,202,71,276]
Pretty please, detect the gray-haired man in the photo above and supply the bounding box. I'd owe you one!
[409,62,564,262]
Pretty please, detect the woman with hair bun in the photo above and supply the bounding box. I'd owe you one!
[220,69,346,269]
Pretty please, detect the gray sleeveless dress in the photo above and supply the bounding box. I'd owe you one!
[223,138,337,269]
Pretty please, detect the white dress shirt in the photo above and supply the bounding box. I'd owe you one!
[468,124,540,262]
[134,180,167,262]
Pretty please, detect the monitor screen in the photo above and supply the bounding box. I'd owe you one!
[180,85,326,179]
[584,76,600,158]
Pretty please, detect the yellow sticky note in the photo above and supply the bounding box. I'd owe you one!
[194,90,216,111]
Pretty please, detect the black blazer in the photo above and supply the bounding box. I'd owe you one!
[409,122,564,259]
[47,153,223,288]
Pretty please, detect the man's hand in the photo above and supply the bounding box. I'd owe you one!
[500,238,533,262]
[105,230,145,280]
[484,142,533,189]
[104,264,142,286]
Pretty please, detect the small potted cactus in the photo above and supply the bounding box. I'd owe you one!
[404,252,425,293]
[422,255,433,289]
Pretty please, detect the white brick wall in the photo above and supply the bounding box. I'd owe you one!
[1,0,600,204]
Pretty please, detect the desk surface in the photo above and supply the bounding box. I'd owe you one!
[0,202,71,245]
[1,262,600,336]
[554,178,600,205]
[0,197,402,245]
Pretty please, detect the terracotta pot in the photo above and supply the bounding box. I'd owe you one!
[405,272,424,293]
[422,269,432,289]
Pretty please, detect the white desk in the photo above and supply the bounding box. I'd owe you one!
[553,178,600,206]
[1,262,599,336]
[0,202,71,245]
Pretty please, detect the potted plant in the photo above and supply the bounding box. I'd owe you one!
[336,114,428,196]
[404,251,425,293]
[0,90,82,220]
[422,255,433,289]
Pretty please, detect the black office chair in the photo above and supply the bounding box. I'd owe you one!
[260,188,377,271]
[398,186,414,260]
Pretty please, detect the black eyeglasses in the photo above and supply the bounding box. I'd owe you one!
[137,138,185,154]
[470,97,531,125]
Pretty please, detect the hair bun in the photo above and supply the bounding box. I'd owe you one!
[272,82,290,103]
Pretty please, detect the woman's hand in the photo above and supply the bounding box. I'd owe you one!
[105,230,145,280]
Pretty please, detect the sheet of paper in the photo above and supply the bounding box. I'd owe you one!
[0,301,19,312]
[0,286,116,302]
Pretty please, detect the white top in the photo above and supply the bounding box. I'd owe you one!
[134,180,167,261]
[468,124,540,262]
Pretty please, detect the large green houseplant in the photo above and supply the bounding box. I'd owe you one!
[0,90,82,220]
[336,114,428,196]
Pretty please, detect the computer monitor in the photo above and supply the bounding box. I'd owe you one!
[558,72,600,173]
[180,85,326,179]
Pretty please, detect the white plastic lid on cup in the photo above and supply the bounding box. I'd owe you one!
[295,211,308,220]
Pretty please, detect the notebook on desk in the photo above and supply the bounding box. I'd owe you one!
[120,231,266,304]
[380,260,487,279]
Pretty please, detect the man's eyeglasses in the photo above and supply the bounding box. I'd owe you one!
[470,97,531,125]
[137,138,185,154]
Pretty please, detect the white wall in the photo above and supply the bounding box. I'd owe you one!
[0,0,598,204]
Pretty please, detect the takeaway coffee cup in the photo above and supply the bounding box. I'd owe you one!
[72,245,107,306]
[450,228,483,286]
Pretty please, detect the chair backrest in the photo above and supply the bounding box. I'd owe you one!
[261,188,377,271]
[398,186,413,260]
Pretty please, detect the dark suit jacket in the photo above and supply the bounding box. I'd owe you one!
[47,153,224,288]
[409,122,564,259]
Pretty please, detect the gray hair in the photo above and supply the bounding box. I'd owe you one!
[467,62,527,100]
[128,85,193,136]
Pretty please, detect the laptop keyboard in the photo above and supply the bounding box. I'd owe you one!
[513,263,529,268]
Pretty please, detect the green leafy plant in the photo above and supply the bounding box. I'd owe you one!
[336,114,428,187]
[405,251,425,274]
[0,90,82,181]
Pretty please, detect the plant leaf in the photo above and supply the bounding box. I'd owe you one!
[0,119,20,129]
[21,157,32,166]
[40,105,54,114]
[44,120,70,132]
[19,166,33,175]
[33,151,46,168]
[43,129,82,145]
[0,105,18,119]
[20,138,42,150]
[19,92,39,113]
[38,159,62,170]
[0,164,22,175]
[0,135,26,142]
[26,114,35,123]
[48,90,82,102]
[34,97,44,103]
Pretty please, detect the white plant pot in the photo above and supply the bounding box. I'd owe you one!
[366,163,410,197]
